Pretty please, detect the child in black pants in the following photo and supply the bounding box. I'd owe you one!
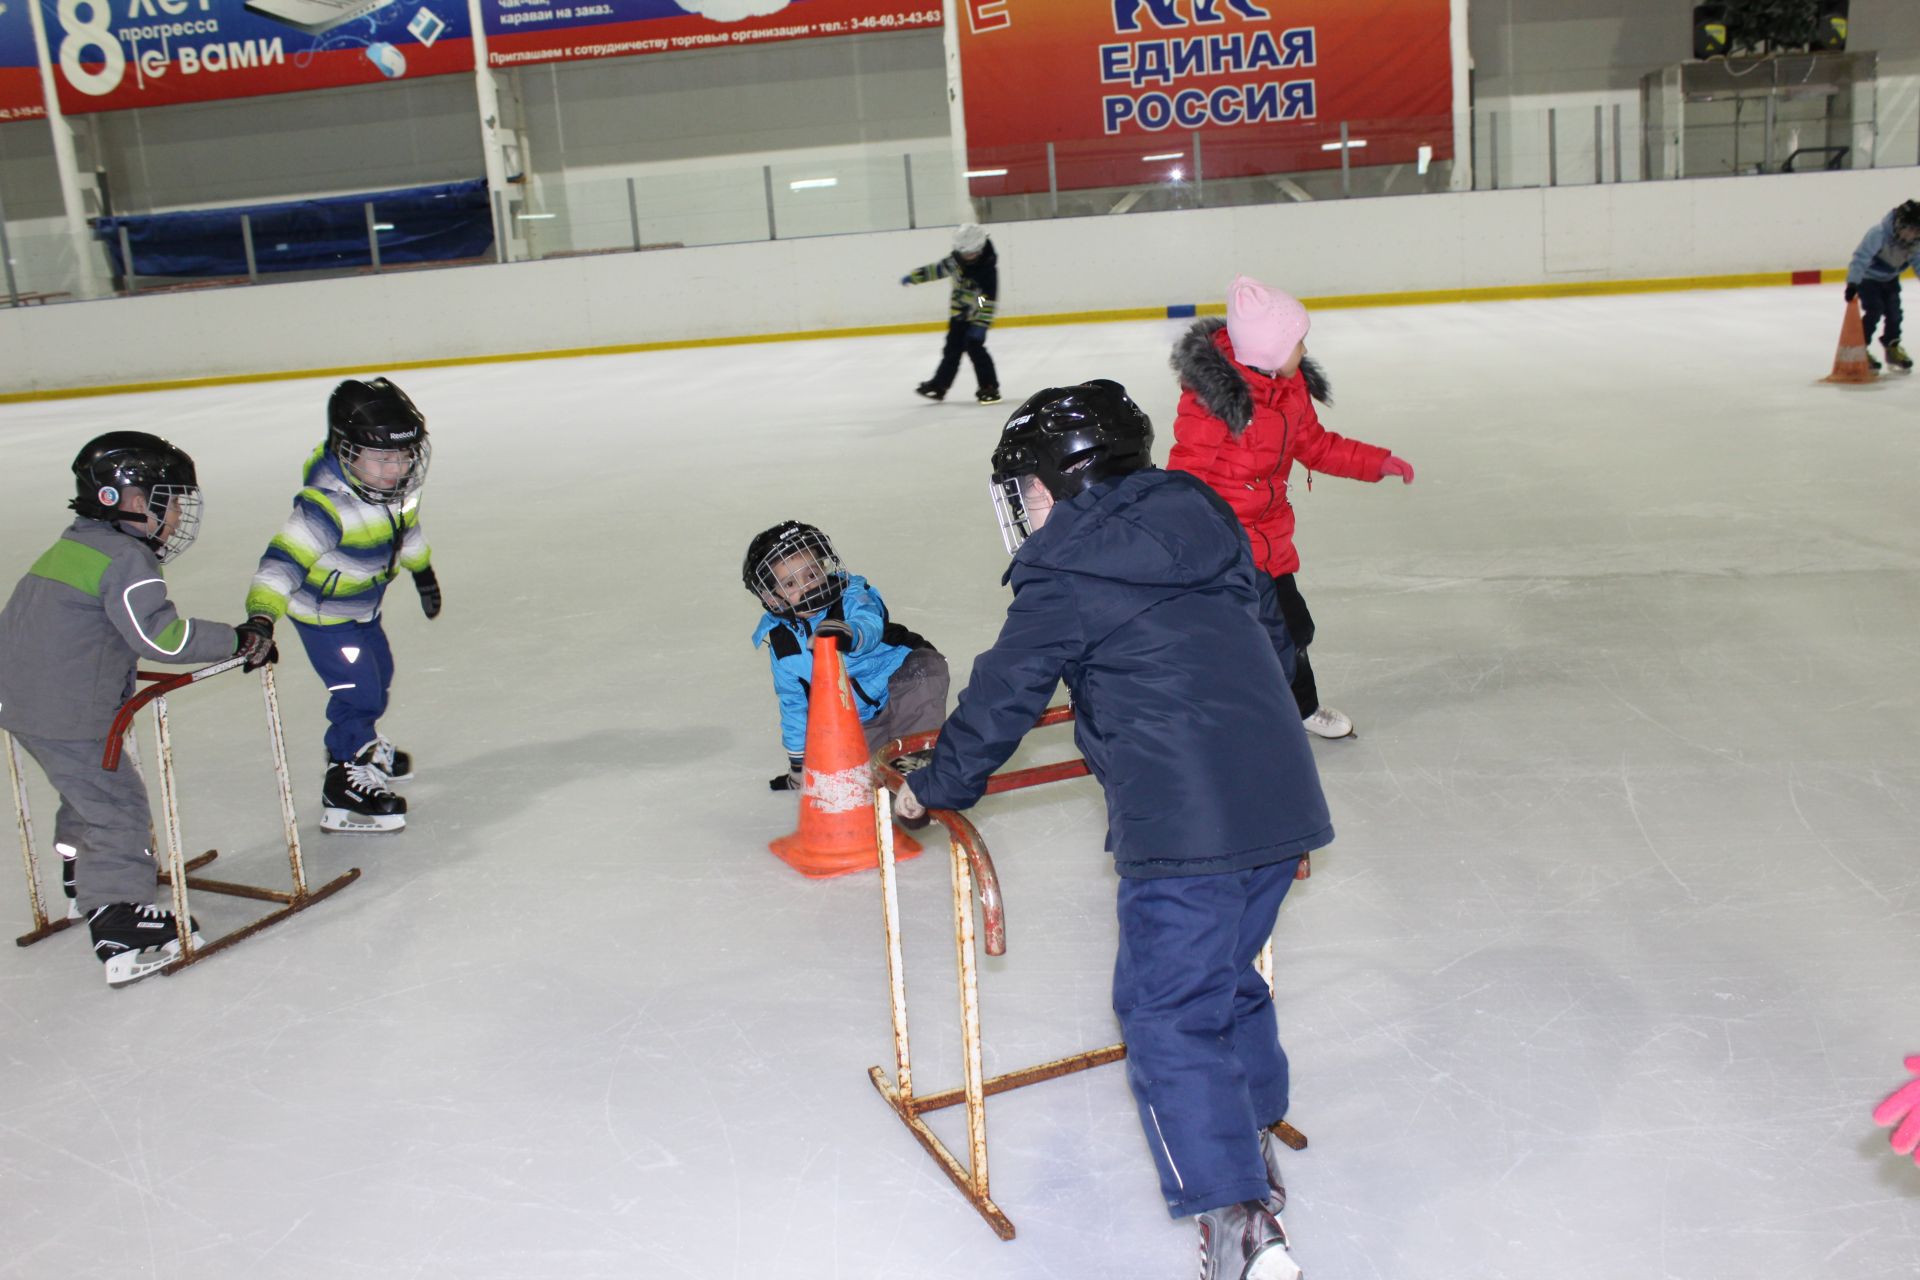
[901,222,1001,404]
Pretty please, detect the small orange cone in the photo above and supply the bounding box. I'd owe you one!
[769,636,922,879]
[1823,298,1880,384]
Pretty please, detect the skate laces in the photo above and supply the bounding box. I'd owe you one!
[369,736,398,772]
[345,760,394,794]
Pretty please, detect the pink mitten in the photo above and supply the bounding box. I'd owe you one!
[1381,455,1415,484]
[1873,1055,1920,1164]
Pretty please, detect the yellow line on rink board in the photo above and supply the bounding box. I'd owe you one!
[0,267,1846,404]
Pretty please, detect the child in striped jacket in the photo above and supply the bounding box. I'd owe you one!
[239,377,439,834]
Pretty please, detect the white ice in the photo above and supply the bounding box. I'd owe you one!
[2,285,1918,1279]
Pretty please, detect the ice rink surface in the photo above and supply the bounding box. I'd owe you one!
[2,285,1918,1279]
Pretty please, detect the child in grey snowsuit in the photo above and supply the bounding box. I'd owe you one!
[0,431,267,985]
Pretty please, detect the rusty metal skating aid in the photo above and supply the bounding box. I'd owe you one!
[866,706,1308,1239]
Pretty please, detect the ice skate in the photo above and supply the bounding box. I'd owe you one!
[1885,340,1912,373]
[915,381,946,401]
[89,902,202,987]
[1196,1200,1303,1280]
[1866,347,1883,372]
[1259,1126,1288,1213]
[60,845,80,920]
[321,744,408,833]
[977,386,1003,405]
[369,734,413,782]
[1301,706,1354,740]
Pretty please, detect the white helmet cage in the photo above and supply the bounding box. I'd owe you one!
[748,525,847,618]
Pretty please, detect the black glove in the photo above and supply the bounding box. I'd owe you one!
[1845,282,1860,302]
[894,779,932,830]
[413,567,441,620]
[234,615,277,671]
[966,323,988,344]
[811,618,854,651]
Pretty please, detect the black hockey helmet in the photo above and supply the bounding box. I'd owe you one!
[1896,200,1920,236]
[991,380,1154,500]
[743,520,847,619]
[327,376,430,504]
[988,381,1154,552]
[69,430,204,562]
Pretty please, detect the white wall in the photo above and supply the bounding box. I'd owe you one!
[4,164,1913,396]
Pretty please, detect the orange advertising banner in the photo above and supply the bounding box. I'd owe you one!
[956,0,1453,196]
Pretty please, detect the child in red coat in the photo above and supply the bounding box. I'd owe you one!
[1168,276,1413,738]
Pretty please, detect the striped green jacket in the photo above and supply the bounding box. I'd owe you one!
[246,446,431,626]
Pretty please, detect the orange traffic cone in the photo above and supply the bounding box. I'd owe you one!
[769,636,922,879]
[1823,297,1880,384]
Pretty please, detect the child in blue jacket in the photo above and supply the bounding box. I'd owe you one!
[1844,199,1920,372]
[896,381,1329,1280]
[743,521,948,791]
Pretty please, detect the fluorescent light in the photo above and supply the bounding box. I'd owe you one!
[1169,167,1183,181]
[788,178,838,190]
[964,168,1008,178]
[1142,151,1184,161]
[1416,144,1433,175]
[516,212,557,220]
[1320,139,1368,151]
[371,223,395,231]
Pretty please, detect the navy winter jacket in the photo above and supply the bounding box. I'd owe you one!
[910,468,1334,878]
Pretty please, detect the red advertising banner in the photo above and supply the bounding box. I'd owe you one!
[484,0,940,71]
[957,0,1453,197]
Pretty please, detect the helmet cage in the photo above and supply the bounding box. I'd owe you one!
[140,484,204,563]
[335,436,431,505]
[746,525,847,619]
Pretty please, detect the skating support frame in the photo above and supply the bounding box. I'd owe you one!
[119,664,359,976]
[867,708,1309,1241]
[7,730,70,946]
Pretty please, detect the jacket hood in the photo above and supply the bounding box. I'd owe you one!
[1170,317,1330,436]
[1012,469,1245,591]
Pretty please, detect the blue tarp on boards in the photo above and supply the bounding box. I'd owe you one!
[93,178,494,278]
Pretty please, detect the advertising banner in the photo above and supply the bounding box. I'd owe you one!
[957,0,1453,196]
[1,0,46,120]
[482,0,939,71]
[40,0,476,114]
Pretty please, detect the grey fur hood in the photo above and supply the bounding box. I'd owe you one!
[1170,317,1330,437]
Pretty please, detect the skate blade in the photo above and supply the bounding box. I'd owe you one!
[321,807,406,834]
[1245,1242,1304,1280]
[103,935,203,987]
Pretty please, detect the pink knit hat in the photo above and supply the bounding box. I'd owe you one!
[1224,275,1309,370]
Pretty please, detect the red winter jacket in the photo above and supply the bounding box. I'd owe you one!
[1166,318,1390,577]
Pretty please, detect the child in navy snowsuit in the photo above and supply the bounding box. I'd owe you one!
[1845,199,1920,372]
[895,381,1329,1279]
[744,520,949,791]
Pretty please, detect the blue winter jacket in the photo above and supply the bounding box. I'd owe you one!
[909,468,1334,879]
[1848,210,1918,285]
[752,574,923,759]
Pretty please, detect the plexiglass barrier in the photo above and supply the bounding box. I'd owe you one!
[0,102,1913,310]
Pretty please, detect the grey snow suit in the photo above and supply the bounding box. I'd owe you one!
[0,518,237,909]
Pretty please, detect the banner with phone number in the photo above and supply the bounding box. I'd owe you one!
[1,0,45,120]
[957,0,1453,197]
[482,0,939,70]
[39,0,476,114]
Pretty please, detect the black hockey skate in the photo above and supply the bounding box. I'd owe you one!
[915,381,946,401]
[60,845,80,920]
[976,386,1003,405]
[321,745,408,834]
[369,735,413,782]
[89,902,202,987]
[1885,340,1913,373]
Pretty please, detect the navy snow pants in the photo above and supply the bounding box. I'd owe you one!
[293,615,395,763]
[1113,858,1300,1218]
